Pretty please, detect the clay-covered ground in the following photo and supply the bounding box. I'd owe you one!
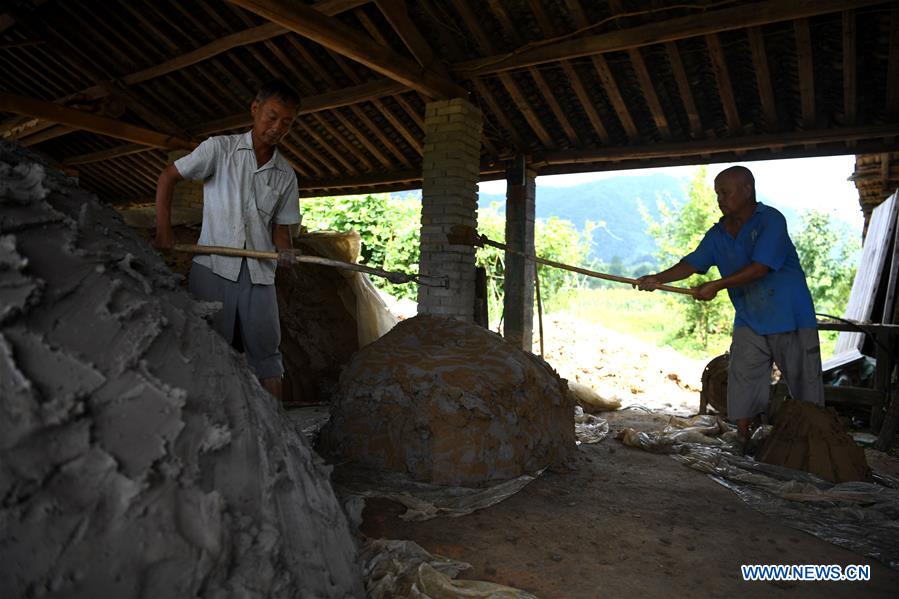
[362,408,899,598]
[361,316,899,598]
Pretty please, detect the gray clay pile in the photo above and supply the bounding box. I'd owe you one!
[322,315,576,485]
[0,143,364,598]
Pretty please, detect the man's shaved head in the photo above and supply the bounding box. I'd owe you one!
[715,166,756,202]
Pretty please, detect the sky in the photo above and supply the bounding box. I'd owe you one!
[477,155,864,230]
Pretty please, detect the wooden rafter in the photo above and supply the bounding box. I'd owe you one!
[64,143,154,166]
[488,0,579,147]
[374,0,442,71]
[0,0,50,34]
[471,78,525,150]
[628,48,671,139]
[564,0,638,141]
[794,18,816,129]
[535,124,899,166]
[843,11,857,125]
[0,91,196,150]
[452,0,884,78]
[747,27,779,131]
[227,0,466,99]
[450,0,554,149]
[19,125,75,147]
[665,42,702,138]
[887,6,899,121]
[311,112,374,171]
[187,78,407,136]
[296,119,358,175]
[705,33,741,135]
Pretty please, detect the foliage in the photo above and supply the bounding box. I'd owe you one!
[301,193,421,299]
[641,166,734,348]
[792,210,859,316]
[301,195,594,314]
[475,204,595,321]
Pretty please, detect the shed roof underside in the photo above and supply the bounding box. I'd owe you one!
[1,0,898,202]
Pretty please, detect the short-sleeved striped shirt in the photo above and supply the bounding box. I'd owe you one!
[175,131,300,285]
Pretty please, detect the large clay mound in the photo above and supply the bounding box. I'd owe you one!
[0,144,364,598]
[757,400,872,483]
[137,226,360,405]
[322,315,576,485]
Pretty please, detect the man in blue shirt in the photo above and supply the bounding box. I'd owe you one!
[636,166,823,445]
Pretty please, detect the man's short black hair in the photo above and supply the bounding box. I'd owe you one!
[255,80,300,108]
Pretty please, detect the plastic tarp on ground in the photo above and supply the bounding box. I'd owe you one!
[618,415,899,570]
[361,539,537,599]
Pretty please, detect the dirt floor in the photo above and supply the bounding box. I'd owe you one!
[357,314,899,598]
[361,408,899,598]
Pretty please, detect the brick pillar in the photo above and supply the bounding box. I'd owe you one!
[166,150,203,213]
[503,159,536,351]
[418,98,483,321]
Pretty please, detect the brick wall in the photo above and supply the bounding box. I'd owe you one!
[417,99,483,321]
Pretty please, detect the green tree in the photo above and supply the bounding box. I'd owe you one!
[793,210,859,316]
[301,193,421,300]
[475,203,595,319]
[641,166,734,348]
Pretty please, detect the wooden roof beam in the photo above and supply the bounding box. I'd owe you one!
[452,0,885,78]
[374,0,442,71]
[450,0,554,149]
[705,33,741,135]
[487,0,579,147]
[794,18,816,129]
[471,78,526,150]
[564,0,638,142]
[747,27,779,131]
[188,78,406,136]
[0,91,196,151]
[227,0,466,99]
[535,124,899,166]
[64,143,154,166]
[526,0,610,145]
[627,48,671,140]
[665,42,702,138]
[843,11,857,126]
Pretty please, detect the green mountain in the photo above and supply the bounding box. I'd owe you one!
[478,174,688,270]
[393,174,822,275]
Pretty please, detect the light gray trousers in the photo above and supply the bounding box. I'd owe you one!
[727,326,825,420]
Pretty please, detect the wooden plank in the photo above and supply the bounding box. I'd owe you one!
[628,48,670,139]
[665,42,702,138]
[453,0,884,77]
[880,200,899,324]
[843,11,857,125]
[705,33,741,134]
[19,125,75,146]
[0,91,195,150]
[487,0,579,146]
[472,78,526,149]
[80,144,155,166]
[747,27,779,131]
[450,0,554,148]
[833,190,899,354]
[794,18,816,128]
[536,124,899,165]
[227,0,466,99]
[188,78,407,136]
[374,0,442,71]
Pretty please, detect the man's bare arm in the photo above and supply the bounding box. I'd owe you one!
[635,260,698,291]
[694,262,769,301]
[154,164,183,250]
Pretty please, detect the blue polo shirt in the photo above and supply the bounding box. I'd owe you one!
[683,203,817,335]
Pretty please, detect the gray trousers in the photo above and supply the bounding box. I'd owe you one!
[188,260,283,380]
[727,326,824,420]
